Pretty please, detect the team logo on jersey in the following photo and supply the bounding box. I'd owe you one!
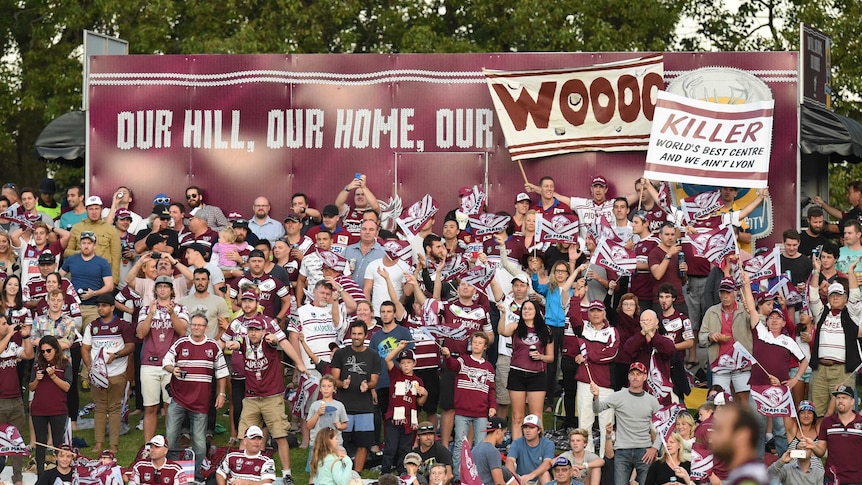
[182,349,189,357]
[206,348,214,358]
[92,327,98,334]
[110,327,117,333]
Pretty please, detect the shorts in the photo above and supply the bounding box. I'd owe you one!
[344,413,375,448]
[238,395,289,439]
[711,369,751,393]
[140,365,172,407]
[789,366,812,383]
[415,368,440,415]
[507,368,545,392]
[495,355,512,405]
[438,369,456,411]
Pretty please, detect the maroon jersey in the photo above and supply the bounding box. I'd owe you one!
[647,245,685,304]
[0,333,25,399]
[163,337,229,414]
[238,334,285,397]
[402,315,440,370]
[386,365,424,430]
[510,328,546,373]
[642,205,670,234]
[445,354,496,418]
[659,309,694,345]
[305,225,357,256]
[282,235,314,284]
[130,461,184,485]
[31,361,70,416]
[482,235,527,269]
[34,293,82,323]
[179,228,219,249]
[681,241,711,277]
[575,323,619,388]
[750,323,805,385]
[6,307,32,329]
[631,236,660,300]
[531,198,572,216]
[228,273,289,318]
[138,303,189,367]
[115,285,144,343]
[222,315,284,381]
[217,451,276,482]
[341,206,369,236]
[818,412,862,483]
[441,299,491,356]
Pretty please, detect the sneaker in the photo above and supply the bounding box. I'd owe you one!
[136,419,144,431]
[370,465,383,475]
[282,475,294,485]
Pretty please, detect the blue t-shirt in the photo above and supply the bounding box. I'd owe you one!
[368,321,414,389]
[58,211,87,231]
[472,441,503,485]
[509,436,555,476]
[61,254,111,305]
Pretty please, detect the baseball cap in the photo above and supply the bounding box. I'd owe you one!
[246,318,265,330]
[629,362,647,374]
[591,176,608,187]
[719,277,737,292]
[147,435,167,447]
[328,342,340,351]
[99,449,115,460]
[798,400,816,415]
[553,456,572,468]
[241,290,259,301]
[485,416,507,432]
[229,211,249,229]
[511,273,529,285]
[417,421,435,435]
[711,391,734,406]
[80,231,96,242]
[39,178,56,195]
[755,291,775,305]
[403,452,422,466]
[95,293,115,305]
[248,249,266,260]
[145,232,168,249]
[833,384,856,399]
[85,195,103,207]
[396,349,415,362]
[515,192,531,203]
[245,425,264,438]
[115,208,133,220]
[37,251,55,265]
[769,304,785,318]
[588,300,605,311]
[183,211,203,220]
[283,211,301,223]
[153,204,171,219]
[828,282,846,295]
[185,242,210,259]
[57,444,74,453]
[154,275,173,286]
[522,414,541,428]
[322,204,340,217]
[458,186,472,198]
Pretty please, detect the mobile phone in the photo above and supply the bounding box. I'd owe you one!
[355,173,362,180]
[152,252,161,260]
[790,449,807,459]
[813,245,823,258]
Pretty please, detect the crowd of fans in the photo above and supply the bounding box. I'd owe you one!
[0,174,859,485]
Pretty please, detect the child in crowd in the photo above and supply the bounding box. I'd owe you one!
[382,341,428,475]
[305,375,348,482]
[212,227,248,269]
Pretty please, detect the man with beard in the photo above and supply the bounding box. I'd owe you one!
[128,435,184,485]
[58,185,86,230]
[290,192,321,237]
[648,222,688,313]
[178,268,230,340]
[812,243,847,302]
[799,206,830,256]
[655,284,695,401]
[227,249,290,323]
[183,243,224,296]
[631,212,660,311]
[248,197,284,245]
[331,321,381,473]
[133,205,180,257]
[711,403,768,485]
[185,186,229,232]
[804,385,862,484]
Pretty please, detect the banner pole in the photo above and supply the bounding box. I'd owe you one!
[517,161,529,186]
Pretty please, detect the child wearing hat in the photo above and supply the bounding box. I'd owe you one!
[382,340,428,475]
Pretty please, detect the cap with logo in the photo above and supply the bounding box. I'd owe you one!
[241,290,259,301]
[154,275,173,286]
[828,282,846,295]
[484,416,508,432]
[711,391,734,406]
[629,362,647,374]
[283,211,301,223]
[145,232,168,249]
[396,349,416,362]
[246,318,266,330]
[588,300,605,311]
[553,456,572,468]
[248,249,266,260]
[591,176,608,187]
[832,384,856,398]
[115,208,133,220]
[100,449,115,460]
[403,452,422,466]
[80,231,97,242]
[229,211,249,229]
[37,251,55,265]
[245,425,264,438]
[768,303,785,318]
[147,435,167,447]
[515,192,531,203]
[798,400,816,415]
[458,186,472,198]
[85,196,103,207]
[719,277,737,292]
[522,414,541,428]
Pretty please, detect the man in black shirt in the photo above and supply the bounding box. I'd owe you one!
[412,421,454,483]
[799,206,831,256]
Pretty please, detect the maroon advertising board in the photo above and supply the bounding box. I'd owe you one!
[88,52,797,243]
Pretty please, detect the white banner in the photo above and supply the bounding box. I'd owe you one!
[644,91,774,188]
[484,55,663,160]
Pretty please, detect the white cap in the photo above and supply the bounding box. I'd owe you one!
[245,425,264,438]
[147,435,166,447]
[522,414,541,428]
[828,282,846,295]
[85,195,103,207]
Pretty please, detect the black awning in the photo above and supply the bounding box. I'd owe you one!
[800,103,862,163]
[35,110,85,161]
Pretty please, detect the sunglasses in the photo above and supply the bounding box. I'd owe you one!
[186,194,198,200]
[418,426,435,433]
[154,196,170,205]
[40,348,54,354]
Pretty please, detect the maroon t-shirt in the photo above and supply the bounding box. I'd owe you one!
[749,324,804,385]
[239,335,285,398]
[631,237,660,300]
[647,245,685,304]
[30,360,71,416]
[510,328,545,373]
[0,333,24,399]
[681,241,711,277]
[481,235,527,269]
[642,205,669,234]
[818,412,862,483]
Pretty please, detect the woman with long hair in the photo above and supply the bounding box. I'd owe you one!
[606,291,642,391]
[310,427,354,485]
[498,299,553,439]
[785,400,821,451]
[645,432,692,485]
[2,274,32,390]
[0,231,19,282]
[29,335,72,475]
[675,412,696,452]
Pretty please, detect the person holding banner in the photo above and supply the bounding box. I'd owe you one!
[743,271,809,459]
[577,299,620,458]
[700,277,755,403]
[808,253,862,416]
[648,222,688,314]
[525,176,573,217]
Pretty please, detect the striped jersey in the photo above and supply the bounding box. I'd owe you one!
[402,315,440,370]
[83,316,135,377]
[290,303,342,367]
[129,460,184,485]
[217,451,276,483]
[222,315,284,380]
[162,336,228,414]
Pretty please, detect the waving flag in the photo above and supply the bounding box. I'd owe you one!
[688,224,738,267]
[423,323,469,341]
[690,443,713,481]
[397,195,439,236]
[744,246,781,281]
[459,185,487,216]
[1,203,39,231]
[440,255,470,282]
[588,215,622,243]
[656,181,673,215]
[645,350,673,405]
[287,373,320,419]
[381,240,415,269]
[750,385,797,417]
[711,341,757,373]
[679,190,722,224]
[536,213,580,244]
[468,213,511,236]
[421,299,441,327]
[591,237,636,276]
[379,196,403,233]
[651,403,687,444]
[462,263,498,291]
[0,424,29,456]
[318,250,348,273]
[767,274,804,306]
[459,436,482,485]
[89,347,110,390]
